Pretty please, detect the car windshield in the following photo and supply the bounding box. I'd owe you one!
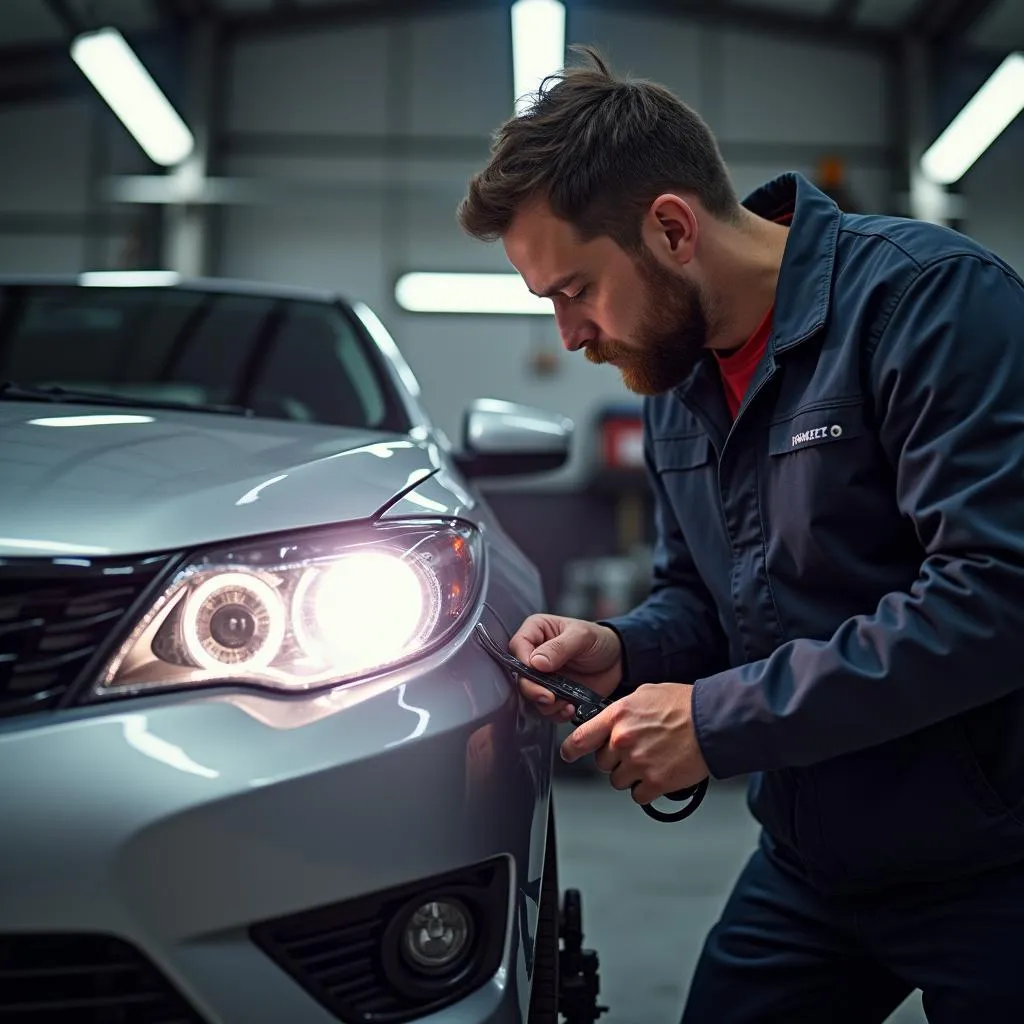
[0,284,410,431]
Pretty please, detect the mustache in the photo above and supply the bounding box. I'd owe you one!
[583,341,623,365]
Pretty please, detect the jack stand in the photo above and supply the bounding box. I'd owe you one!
[558,888,609,1024]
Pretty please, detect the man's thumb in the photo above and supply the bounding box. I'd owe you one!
[530,629,582,672]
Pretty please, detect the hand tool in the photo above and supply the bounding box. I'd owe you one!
[475,622,708,823]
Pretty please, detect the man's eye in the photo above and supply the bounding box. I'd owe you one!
[568,286,589,303]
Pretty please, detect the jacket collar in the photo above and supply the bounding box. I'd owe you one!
[742,171,841,353]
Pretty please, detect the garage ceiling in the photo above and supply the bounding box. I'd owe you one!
[0,0,1020,109]
[1,0,1022,51]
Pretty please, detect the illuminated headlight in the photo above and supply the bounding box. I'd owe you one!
[93,520,481,699]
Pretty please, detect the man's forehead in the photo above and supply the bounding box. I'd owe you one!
[503,198,581,293]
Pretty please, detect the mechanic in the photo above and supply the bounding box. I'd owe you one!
[456,45,1024,1023]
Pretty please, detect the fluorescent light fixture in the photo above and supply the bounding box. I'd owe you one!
[70,27,195,167]
[29,415,155,427]
[512,0,566,115]
[920,51,1024,185]
[79,270,181,287]
[395,272,553,315]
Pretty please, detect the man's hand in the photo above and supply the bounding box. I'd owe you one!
[561,682,709,804]
[509,613,623,723]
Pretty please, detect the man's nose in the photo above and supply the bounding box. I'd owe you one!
[554,307,595,352]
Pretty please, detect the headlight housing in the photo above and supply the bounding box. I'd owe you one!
[92,519,482,700]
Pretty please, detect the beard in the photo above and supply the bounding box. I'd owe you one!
[584,249,710,396]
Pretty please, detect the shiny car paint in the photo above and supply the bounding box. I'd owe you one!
[0,406,457,558]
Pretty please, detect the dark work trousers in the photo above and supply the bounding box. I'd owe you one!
[680,837,1024,1023]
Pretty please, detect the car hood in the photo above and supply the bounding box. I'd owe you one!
[0,400,450,558]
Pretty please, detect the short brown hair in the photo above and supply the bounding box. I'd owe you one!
[457,45,740,251]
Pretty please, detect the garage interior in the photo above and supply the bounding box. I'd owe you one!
[1,1,1023,1022]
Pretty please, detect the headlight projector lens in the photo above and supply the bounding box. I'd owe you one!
[182,572,285,670]
[400,899,473,975]
[209,602,257,649]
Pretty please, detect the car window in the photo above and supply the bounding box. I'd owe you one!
[0,285,405,430]
[252,303,387,426]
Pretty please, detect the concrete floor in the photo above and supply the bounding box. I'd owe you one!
[552,772,927,1024]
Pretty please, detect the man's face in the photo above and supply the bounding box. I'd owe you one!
[503,198,709,395]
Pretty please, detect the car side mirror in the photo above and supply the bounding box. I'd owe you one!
[454,398,573,478]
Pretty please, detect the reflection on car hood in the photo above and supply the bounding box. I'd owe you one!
[0,401,445,558]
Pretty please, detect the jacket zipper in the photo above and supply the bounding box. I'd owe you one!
[720,355,778,465]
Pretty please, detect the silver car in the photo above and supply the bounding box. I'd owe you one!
[0,274,603,1024]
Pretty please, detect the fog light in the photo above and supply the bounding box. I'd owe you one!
[400,899,472,974]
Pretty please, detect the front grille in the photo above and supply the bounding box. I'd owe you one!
[0,933,205,1022]
[252,858,509,1024]
[0,556,171,719]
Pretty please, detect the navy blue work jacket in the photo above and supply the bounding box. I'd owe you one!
[605,172,1024,895]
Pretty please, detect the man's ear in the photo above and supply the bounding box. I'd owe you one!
[642,194,698,266]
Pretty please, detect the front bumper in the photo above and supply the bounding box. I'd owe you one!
[0,610,555,1024]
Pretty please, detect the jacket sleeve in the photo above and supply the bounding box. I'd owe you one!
[692,254,1024,779]
[600,400,730,697]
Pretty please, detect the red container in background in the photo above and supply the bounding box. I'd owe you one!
[599,407,645,470]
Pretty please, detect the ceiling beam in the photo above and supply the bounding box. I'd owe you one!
[150,0,189,30]
[0,210,133,237]
[937,0,1002,41]
[0,41,87,105]
[585,0,895,51]
[149,0,219,32]
[220,0,897,52]
[177,0,217,16]
[905,0,1000,41]
[221,128,895,168]
[153,0,217,23]
[42,0,86,39]
[830,0,863,24]
[221,0,498,38]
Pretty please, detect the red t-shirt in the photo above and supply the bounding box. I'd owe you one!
[715,212,792,418]
[715,303,772,419]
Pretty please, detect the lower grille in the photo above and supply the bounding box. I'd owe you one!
[0,933,205,1022]
[0,555,171,718]
[252,858,509,1024]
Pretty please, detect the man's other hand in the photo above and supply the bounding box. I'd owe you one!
[561,682,710,804]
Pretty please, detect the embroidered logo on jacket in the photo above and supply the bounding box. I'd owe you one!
[791,424,843,448]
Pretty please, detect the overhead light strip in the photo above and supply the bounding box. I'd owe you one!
[920,51,1024,186]
[79,271,181,287]
[395,273,553,315]
[70,27,195,167]
[511,0,566,115]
